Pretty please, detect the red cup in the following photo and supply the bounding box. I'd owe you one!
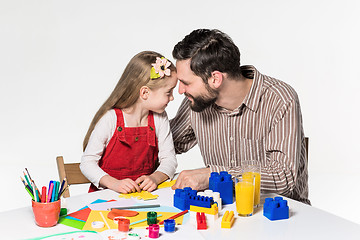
[32,200,61,227]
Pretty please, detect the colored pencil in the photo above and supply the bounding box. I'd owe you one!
[58,184,69,198]
[99,211,110,230]
[25,186,34,200]
[58,178,66,199]
[129,214,162,226]
[25,168,33,182]
[158,210,188,224]
[23,172,33,191]
[109,204,161,211]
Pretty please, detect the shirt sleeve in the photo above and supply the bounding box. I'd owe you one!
[169,98,198,153]
[154,111,178,179]
[261,97,303,196]
[80,110,116,188]
[208,97,303,197]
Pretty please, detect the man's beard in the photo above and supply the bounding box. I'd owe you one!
[186,85,218,112]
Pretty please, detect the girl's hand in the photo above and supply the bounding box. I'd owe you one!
[112,178,141,194]
[135,171,169,192]
[135,175,158,192]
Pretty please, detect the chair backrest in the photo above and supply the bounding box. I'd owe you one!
[56,156,90,198]
[305,137,309,162]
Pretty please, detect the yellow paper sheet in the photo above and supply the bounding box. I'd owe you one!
[83,210,184,232]
[157,180,176,189]
[118,190,158,200]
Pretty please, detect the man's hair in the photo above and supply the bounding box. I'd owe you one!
[172,29,242,82]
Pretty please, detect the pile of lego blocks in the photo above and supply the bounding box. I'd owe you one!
[173,171,235,229]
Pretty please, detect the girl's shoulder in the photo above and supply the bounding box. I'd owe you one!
[153,111,169,121]
[153,111,170,130]
[97,109,117,125]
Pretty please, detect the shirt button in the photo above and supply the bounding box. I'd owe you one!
[135,137,139,142]
[231,160,235,163]
[230,137,234,141]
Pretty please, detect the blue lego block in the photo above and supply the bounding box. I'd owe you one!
[189,195,214,208]
[263,196,289,221]
[173,187,197,211]
[209,171,234,205]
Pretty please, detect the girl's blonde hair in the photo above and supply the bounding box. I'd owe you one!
[83,51,176,151]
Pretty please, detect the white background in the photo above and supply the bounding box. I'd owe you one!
[1,0,359,225]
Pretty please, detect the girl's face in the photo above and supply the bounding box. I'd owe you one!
[147,73,178,114]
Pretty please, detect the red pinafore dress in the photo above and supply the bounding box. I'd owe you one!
[89,108,158,192]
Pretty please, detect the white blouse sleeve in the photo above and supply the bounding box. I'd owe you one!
[80,110,116,188]
[154,111,178,179]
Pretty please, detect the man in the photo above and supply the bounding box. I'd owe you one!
[170,29,310,204]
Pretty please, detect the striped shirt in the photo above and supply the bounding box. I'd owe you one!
[170,66,310,204]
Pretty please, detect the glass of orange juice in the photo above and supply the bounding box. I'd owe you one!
[242,160,261,208]
[235,174,255,217]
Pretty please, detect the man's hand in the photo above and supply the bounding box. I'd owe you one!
[172,168,211,190]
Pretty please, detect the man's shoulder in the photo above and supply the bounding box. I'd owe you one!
[261,74,299,104]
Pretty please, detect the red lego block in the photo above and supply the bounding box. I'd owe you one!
[196,212,207,230]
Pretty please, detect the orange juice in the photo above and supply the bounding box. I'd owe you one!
[235,176,255,216]
[243,172,261,206]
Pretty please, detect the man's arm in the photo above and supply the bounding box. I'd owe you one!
[170,98,197,154]
[261,97,305,197]
[170,98,211,190]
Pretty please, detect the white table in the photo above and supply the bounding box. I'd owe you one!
[0,187,359,239]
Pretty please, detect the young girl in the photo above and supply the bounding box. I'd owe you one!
[80,51,178,194]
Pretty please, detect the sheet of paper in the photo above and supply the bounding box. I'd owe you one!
[88,198,137,211]
[157,179,176,189]
[118,191,158,200]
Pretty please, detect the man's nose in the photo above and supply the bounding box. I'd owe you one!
[178,82,185,94]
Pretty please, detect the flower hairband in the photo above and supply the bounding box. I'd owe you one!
[150,57,171,79]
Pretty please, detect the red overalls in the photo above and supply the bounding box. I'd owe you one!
[89,108,158,192]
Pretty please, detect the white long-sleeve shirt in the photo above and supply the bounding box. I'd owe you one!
[80,109,177,188]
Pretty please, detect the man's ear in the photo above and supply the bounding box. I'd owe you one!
[208,71,223,89]
[140,86,150,100]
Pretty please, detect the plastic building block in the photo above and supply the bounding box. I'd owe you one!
[196,212,207,230]
[190,203,218,215]
[197,191,222,210]
[221,211,235,228]
[209,171,234,205]
[173,187,197,210]
[189,195,214,208]
[263,196,289,221]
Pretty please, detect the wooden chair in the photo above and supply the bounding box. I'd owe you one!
[56,156,90,198]
[305,137,309,162]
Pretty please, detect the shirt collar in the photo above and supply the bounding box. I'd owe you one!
[211,65,263,114]
[241,65,263,112]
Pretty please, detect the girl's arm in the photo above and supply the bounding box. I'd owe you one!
[80,110,116,189]
[153,111,178,180]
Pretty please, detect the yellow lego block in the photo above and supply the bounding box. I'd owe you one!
[221,211,235,228]
[190,203,218,215]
